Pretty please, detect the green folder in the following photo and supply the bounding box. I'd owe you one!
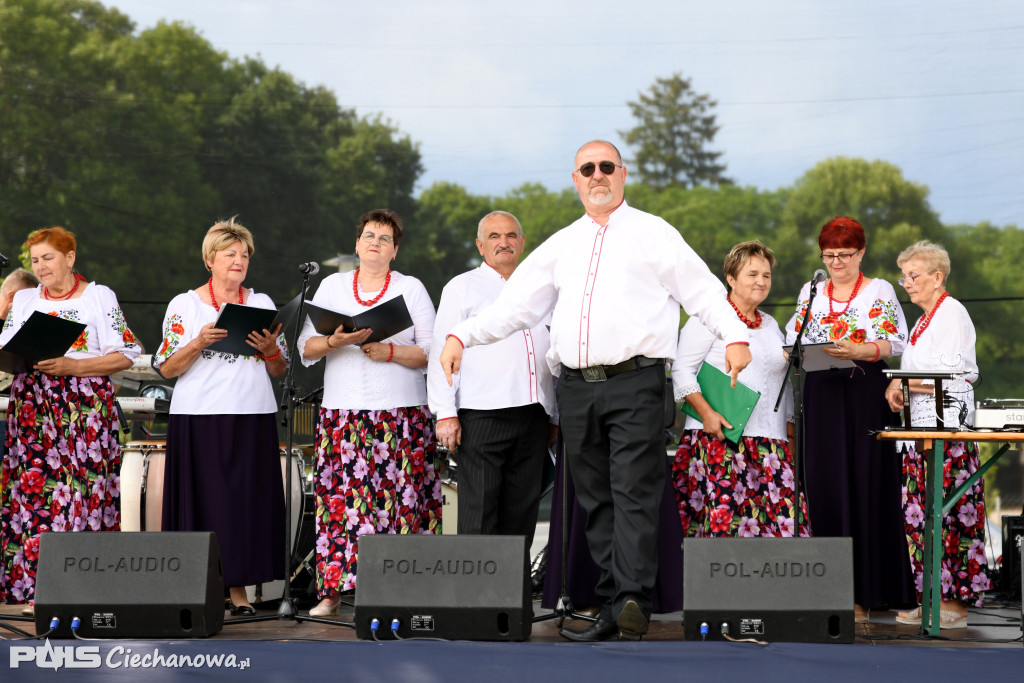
[680,362,761,443]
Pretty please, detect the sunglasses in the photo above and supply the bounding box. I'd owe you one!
[577,161,623,177]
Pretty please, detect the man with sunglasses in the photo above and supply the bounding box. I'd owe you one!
[438,139,751,641]
[427,211,557,548]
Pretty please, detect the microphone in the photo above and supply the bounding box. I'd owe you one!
[298,261,320,275]
[0,252,9,268]
[810,269,828,287]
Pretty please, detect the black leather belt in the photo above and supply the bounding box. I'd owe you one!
[563,356,664,383]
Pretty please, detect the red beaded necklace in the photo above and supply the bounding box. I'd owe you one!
[909,291,949,346]
[353,268,391,307]
[207,277,243,312]
[43,273,86,301]
[825,271,864,321]
[727,293,762,329]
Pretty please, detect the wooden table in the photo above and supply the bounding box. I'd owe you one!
[876,430,1022,636]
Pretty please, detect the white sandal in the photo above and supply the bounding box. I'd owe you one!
[895,606,922,624]
[939,610,967,629]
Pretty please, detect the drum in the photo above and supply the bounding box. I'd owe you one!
[119,440,166,532]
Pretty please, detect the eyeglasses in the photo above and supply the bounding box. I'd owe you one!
[898,272,926,287]
[576,161,623,177]
[360,232,393,246]
[820,252,858,264]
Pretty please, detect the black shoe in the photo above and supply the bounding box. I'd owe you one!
[230,603,257,616]
[616,600,648,641]
[560,617,618,642]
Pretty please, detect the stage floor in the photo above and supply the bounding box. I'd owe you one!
[3,600,1022,681]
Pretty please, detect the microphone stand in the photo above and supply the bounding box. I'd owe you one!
[774,276,823,536]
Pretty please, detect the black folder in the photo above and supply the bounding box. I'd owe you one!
[208,295,301,356]
[0,311,88,374]
[304,295,414,344]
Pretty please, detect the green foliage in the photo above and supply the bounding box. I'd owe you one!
[619,73,730,189]
[774,157,944,297]
[0,0,422,348]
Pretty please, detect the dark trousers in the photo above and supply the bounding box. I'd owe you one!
[557,363,665,621]
[457,403,549,547]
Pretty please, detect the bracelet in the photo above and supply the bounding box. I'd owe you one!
[263,348,282,361]
[325,334,336,349]
[387,343,395,363]
[869,341,881,362]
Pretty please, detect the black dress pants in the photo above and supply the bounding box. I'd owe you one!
[456,403,549,547]
[557,362,665,621]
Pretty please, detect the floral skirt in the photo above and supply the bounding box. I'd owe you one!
[314,406,441,597]
[1,372,120,604]
[901,440,990,606]
[672,430,810,538]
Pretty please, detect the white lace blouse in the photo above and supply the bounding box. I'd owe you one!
[298,270,435,411]
[899,296,977,429]
[674,311,794,441]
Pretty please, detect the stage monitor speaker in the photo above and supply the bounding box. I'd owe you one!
[683,537,854,643]
[34,532,224,639]
[354,534,531,641]
[1000,515,1023,598]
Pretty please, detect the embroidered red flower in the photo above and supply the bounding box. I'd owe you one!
[868,307,882,318]
[829,320,849,340]
[122,329,136,344]
[849,328,867,344]
[171,322,185,335]
[71,331,88,351]
[881,320,898,335]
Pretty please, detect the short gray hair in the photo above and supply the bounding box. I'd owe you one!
[477,211,522,241]
[0,268,40,295]
[896,240,950,284]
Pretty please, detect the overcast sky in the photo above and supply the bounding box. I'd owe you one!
[109,0,1023,227]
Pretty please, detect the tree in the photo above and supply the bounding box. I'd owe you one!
[619,73,730,189]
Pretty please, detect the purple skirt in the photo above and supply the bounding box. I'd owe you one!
[162,414,285,587]
[541,446,683,613]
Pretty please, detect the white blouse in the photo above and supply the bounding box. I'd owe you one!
[1,282,141,364]
[785,277,908,354]
[674,311,794,441]
[153,290,284,415]
[899,296,978,429]
[298,270,435,411]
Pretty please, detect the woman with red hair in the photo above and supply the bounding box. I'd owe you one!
[0,227,140,609]
[785,216,914,623]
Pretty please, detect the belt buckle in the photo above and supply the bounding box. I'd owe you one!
[581,366,607,382]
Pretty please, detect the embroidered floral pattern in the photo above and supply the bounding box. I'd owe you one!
[1,373,120,604]
[157,314,185,361]
[106,307,138,349]
[792,294,906,347]
[672,430,810,538]
[902,441,990,606]
[313,406,442,596]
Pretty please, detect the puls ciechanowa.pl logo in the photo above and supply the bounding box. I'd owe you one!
[9,639,252,670]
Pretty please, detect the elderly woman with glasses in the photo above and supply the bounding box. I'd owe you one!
[785,216,914,623]
[298,208,439,617]
[884,241,989,629]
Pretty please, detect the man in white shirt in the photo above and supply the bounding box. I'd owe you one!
[438,140,751,641]
[428,211,557,547]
